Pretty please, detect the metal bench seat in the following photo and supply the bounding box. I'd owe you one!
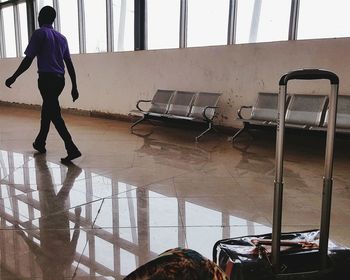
[166,91,196,117]
[322,95,350,130]
[231,92,284,140]
[130,89,176,128]
[285,94,328,128]
[231,92,333,141]
[189,92,221,120]
[131,90,222,141]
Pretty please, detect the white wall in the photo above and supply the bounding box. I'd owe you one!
[1,37,350,128]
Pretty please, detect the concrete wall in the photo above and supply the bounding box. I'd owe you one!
[1,38,350,128]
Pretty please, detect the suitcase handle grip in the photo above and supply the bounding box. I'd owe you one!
[279,69,339,85]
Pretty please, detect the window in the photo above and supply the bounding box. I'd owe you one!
[59,0,79,54]
[149,192,178,253]
[36,0,53,11]
[236,0,291,44]
[185,202,222,257]
[84,0,107,53]
[187,0,229,47]
[2,6,16,57]
[298,0,350,40]
[113,0,134,52]
[18,2,29,56]
[147,0,180,50]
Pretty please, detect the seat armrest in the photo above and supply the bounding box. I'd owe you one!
[136,100,152,111]
[202,106,219,121]
[237,106,253,119]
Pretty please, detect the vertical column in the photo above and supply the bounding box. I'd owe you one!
[112,180,120,276]
[53,0,60,32]
[134,0,147,50]
[288,0,300,40]
[137,188,149,265]
[227,0,237,45]
[222,213,230,239]
[0,8,5,58]
[85,171,95,276]
[106,0,114,52]
[249,0,262,43]
[179,0,187,48]
[26,0,36,38]
[117,0,127,51]
[78,0,86,53]
[178,198,186,247]
[14,4,22,57]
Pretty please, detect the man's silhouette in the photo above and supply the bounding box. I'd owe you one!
[16,155,82,279]
[5,6,81,162]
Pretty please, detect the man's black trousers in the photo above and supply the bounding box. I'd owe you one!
[35,73,78,152]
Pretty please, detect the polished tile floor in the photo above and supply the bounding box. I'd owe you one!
[0,105,350,279]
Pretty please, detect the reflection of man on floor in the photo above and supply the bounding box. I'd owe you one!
[17,155,82,279]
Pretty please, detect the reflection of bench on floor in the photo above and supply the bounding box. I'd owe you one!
[136,136,210,170]
[130,89,222,141]
[231,92,350,141]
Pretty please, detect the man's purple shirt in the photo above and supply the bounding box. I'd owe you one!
[25,24,70,75]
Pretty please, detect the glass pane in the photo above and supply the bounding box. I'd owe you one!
[187,0,229,47]
[236,0,291,44]
[18,3,29,56]
[113,0,134,52]
[85,0,107,53]
[95,237,114,271]
[36,0,53,10]
[147,0,180,50]
[120,249,137,276]
[2,6,17,58]
[58,0,79,54]
[298,0,350,40]
[185,202,222,258]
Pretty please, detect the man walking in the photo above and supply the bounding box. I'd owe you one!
[5,6,81,162]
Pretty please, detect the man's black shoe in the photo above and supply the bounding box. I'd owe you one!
[61,150,82,162]
[33,142,46,153]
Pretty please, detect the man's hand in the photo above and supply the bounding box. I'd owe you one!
[5,56,33,89]
[72,87,79,102]
[5,76,16,88]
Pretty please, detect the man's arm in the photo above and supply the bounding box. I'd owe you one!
[64,57,79,102]
[5,56,34,88]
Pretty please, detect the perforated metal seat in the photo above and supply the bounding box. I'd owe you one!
[149,89,175,114]
[189,92,221,120]
[166,91,196,117]
[285,94,328,127]
[231,92,283,141]
[130,89,175,128]
[251,92,279,122]
[323,95,350,129]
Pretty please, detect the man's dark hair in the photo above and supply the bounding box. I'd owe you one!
[38,6,56,25]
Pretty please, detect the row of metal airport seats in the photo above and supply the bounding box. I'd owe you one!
[232,92,350,140]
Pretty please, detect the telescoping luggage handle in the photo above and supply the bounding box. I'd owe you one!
[272,69,339,273]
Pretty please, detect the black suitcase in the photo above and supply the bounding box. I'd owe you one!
[213,69,350,279]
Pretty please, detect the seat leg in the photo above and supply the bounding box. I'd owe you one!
[130,115,146,130]
[195,122,213,142]
[229,124,247,141]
